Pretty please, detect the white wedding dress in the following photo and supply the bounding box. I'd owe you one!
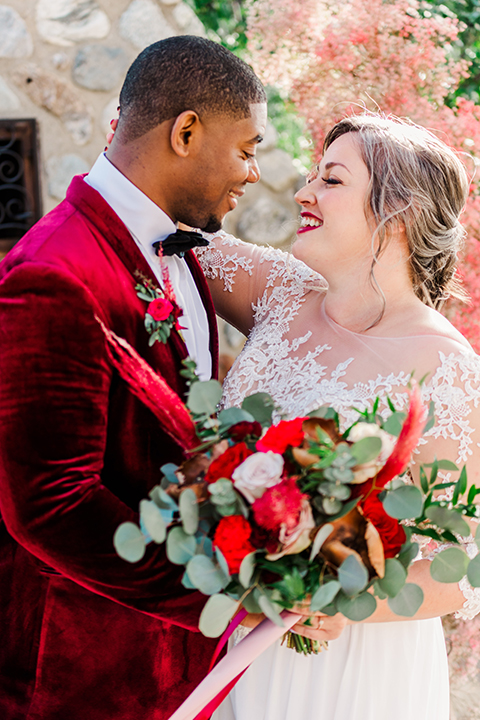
[196,232,480,720]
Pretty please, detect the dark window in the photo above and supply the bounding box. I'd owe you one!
[0,118,42,255]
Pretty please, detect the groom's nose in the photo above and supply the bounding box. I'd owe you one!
[247,157,260,184]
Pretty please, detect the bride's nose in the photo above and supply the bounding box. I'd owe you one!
[295,182,317,207]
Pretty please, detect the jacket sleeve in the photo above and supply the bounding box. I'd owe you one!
[0,261,207,631]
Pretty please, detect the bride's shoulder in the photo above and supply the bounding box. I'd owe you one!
[416,305,473,352]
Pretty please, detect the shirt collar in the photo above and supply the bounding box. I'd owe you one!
[85,153,176,253]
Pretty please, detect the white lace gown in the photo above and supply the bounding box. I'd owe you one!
[195,232,480,720]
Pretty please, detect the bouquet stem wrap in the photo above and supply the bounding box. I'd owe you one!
[169,611,302,720]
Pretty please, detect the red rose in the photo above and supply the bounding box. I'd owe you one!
[229,421,263,442]
[148,297,174,322]
[256,418,306,454]
[252,477,307,532]
[204,442,253,484]
[361,493,406,558]
[213,515,255,574]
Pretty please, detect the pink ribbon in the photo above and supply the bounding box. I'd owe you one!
[168,611,302,720]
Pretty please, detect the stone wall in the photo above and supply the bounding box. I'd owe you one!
[0,0,303,360]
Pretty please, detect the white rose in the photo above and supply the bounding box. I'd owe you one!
[348,422,396,484]
[232,451,284,503]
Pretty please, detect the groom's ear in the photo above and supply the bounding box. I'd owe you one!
[170,111,201,157]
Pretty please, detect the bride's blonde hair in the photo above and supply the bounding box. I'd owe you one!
[323,114,470,310]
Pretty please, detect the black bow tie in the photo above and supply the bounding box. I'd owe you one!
[153,229,209,258]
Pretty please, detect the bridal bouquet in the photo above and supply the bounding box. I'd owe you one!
[106,327,480,654]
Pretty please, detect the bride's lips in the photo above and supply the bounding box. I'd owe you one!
[297,211,323,234]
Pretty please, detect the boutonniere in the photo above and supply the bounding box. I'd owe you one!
[135,273,184,346]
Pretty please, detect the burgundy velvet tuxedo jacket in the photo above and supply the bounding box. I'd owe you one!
[0,176,219,720]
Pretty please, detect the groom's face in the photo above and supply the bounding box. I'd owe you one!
[174,102,267,232]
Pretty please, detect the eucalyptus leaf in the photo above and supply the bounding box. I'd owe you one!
[199,593,240,637]
[139,499,166,544]
[166,526,196,565]
[186,555,229,595]
[350,436,382,465]
[431,547,469,583]
[309,523,334,562]
[336,590,377,621]
[241,392,276,426]
[467,554,480,588]
[383,485,424,520]
[149,485,178,509]
[179,488,199,535]
[397,541,420,569]
[373,581,388,600]
[239,552,256,588]
[257,592,285,627]
[160,463,180,485]
[113,522,146,563]
[310,580,341,611]
[338,554,369,597]
[387,583,424,616]
[218,407,255,431]
[378,558,407,598]
[382,412,406,437]
[322,497,343,515]
[476,523,480,550]
[187,380,223,416]
[242,590,262,614]
[426,505,470,537]
[181,570,196,589]
[215,547,231,579]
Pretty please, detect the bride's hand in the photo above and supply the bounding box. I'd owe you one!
[289,611,349,642]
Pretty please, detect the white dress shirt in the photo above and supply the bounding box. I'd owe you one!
[85,153,212,380]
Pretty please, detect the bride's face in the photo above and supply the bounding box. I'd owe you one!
[292,133,374,276]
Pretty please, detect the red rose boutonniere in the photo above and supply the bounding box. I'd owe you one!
[135,276,184,346]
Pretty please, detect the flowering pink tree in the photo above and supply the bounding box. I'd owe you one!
[246,0,480,348]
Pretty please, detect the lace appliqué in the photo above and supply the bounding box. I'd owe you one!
[195,232,254,293]
[420,350,480,464]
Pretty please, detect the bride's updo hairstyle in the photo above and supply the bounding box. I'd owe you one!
[323,114,469,309]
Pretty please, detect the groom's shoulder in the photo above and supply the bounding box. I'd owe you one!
[0,177,129,292]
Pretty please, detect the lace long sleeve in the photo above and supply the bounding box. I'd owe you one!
[195,231,326,336]
[415,349,480,619]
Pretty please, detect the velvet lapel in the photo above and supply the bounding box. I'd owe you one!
[66,176,190,369]
[184,250,219,380]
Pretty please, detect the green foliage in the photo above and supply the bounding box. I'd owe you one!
[423,0,480,103]
[383,485,424,520]
[242,391,276,426]
[199,593,240,637]
[186,554,229,594]
[387,583,424,616]
[310,580,341,611]
[113,521,147,563]
[179,488,200,535]
[186,0,249,51]
[338,555,369,597]
[336,590,377,621]
[431,547,470,582]
[378,558,407,598]
[166,526,196,565]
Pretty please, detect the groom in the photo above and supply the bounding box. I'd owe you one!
[0,37,267,720]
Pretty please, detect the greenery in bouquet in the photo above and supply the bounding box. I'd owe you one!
[114,365,480,654]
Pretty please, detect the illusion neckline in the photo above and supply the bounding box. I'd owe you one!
[320,298,469,343]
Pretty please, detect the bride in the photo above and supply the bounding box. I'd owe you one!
[194,114,480,720]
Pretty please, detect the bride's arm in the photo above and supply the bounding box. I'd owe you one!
[195,231,278,336]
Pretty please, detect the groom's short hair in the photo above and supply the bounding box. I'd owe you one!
[119,35,266,142]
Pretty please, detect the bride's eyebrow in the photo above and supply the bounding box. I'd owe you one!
[324,161,352,175]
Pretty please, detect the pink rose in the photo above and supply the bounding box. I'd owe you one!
[148,297,174,322]
[266,498,315,561]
